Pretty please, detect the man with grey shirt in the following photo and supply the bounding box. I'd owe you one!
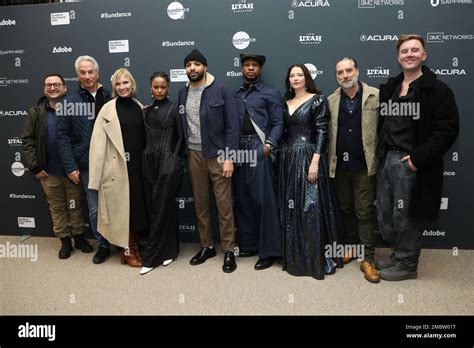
[178,49,240,273]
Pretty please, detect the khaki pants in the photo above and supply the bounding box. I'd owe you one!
[187,150,235,251]
[40,174,84,238]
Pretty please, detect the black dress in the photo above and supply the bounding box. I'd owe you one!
[277,95,343,280]
[116,96,148,232]
[141,98,184,268]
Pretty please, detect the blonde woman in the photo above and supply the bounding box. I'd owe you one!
[89,68,147,267]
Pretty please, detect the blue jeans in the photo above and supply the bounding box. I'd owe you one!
[81,170,110,248]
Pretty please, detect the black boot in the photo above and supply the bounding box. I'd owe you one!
[73,233,93,253]
[59,237,73,259]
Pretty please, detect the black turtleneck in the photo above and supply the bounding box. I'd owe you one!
[145,98,173,129]
[116,96,145,153]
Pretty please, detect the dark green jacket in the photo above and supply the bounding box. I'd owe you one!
[21,97,48,175]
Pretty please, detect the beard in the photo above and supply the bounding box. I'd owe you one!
[338,76,358,90]
[187,70,205,82]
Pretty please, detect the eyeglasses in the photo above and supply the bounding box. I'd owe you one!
[44,83,64,89]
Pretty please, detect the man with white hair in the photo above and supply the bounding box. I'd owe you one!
[56,55,112,264]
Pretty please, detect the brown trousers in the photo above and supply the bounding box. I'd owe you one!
[40,174,84,238]
[187,150,235,251]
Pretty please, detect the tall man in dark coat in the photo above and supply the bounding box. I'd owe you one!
[233,53,284,270]
[375,34,459,281]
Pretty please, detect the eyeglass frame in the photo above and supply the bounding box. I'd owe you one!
[44,82,64,89]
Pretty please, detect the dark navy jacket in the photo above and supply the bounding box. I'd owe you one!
[233,79,284,147]
[178,73,239,159]
[56,83,111,173]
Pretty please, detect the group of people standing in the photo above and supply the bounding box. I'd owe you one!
[22,33,459,283]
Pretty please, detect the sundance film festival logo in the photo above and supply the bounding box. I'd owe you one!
[100,12,132,19]
[8,137,22,146]
[0,19,16,26]
[109,40,129,53]
[50,12,70,26]
[11,162,26,177]
[358,0,404,8]
[305,63,324,79]
[367,66,390,78]
[291,0,331,7]
[427,32,474,42]
[52,46,72,54]
[232,31,256,50]
[167,2,190,20]
[430,0,472,7]
[170,69,188,82]
[232,0,254,12]
[299,33,323,44]
[360,34,398,42]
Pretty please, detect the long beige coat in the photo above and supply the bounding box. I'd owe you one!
[327,82,379,178]
[88,97,144,248]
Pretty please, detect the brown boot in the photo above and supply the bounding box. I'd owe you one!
[360,261,380,283]
[120,232,142,267]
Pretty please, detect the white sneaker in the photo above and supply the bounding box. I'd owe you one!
[140,266,154,275]
[162,259,173,266]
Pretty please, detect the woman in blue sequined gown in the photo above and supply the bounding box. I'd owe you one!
[277,64,343,280]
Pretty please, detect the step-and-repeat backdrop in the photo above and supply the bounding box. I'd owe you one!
[1,0,472,248]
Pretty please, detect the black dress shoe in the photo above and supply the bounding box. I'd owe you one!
[254,257,276,270]
[93,246,111,264]
[222,250,237,273]
[189,247,216,266]
[238,249,258,257]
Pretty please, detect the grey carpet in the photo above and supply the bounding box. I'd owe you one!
[1,235,473,315]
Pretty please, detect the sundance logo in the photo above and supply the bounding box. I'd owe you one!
[0,19,16,26]
[299,33,323,44]
[167,1,190,20]
[232,0,254,12]
[11,162,26,177]
[291,0,331,7]
[305,63,324,79]
[232,31,256,50]
[52,46,72,53]
[360,34,398,41]
[0,110,27,116]
[431,0,472,7]
[367,66,390,78]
